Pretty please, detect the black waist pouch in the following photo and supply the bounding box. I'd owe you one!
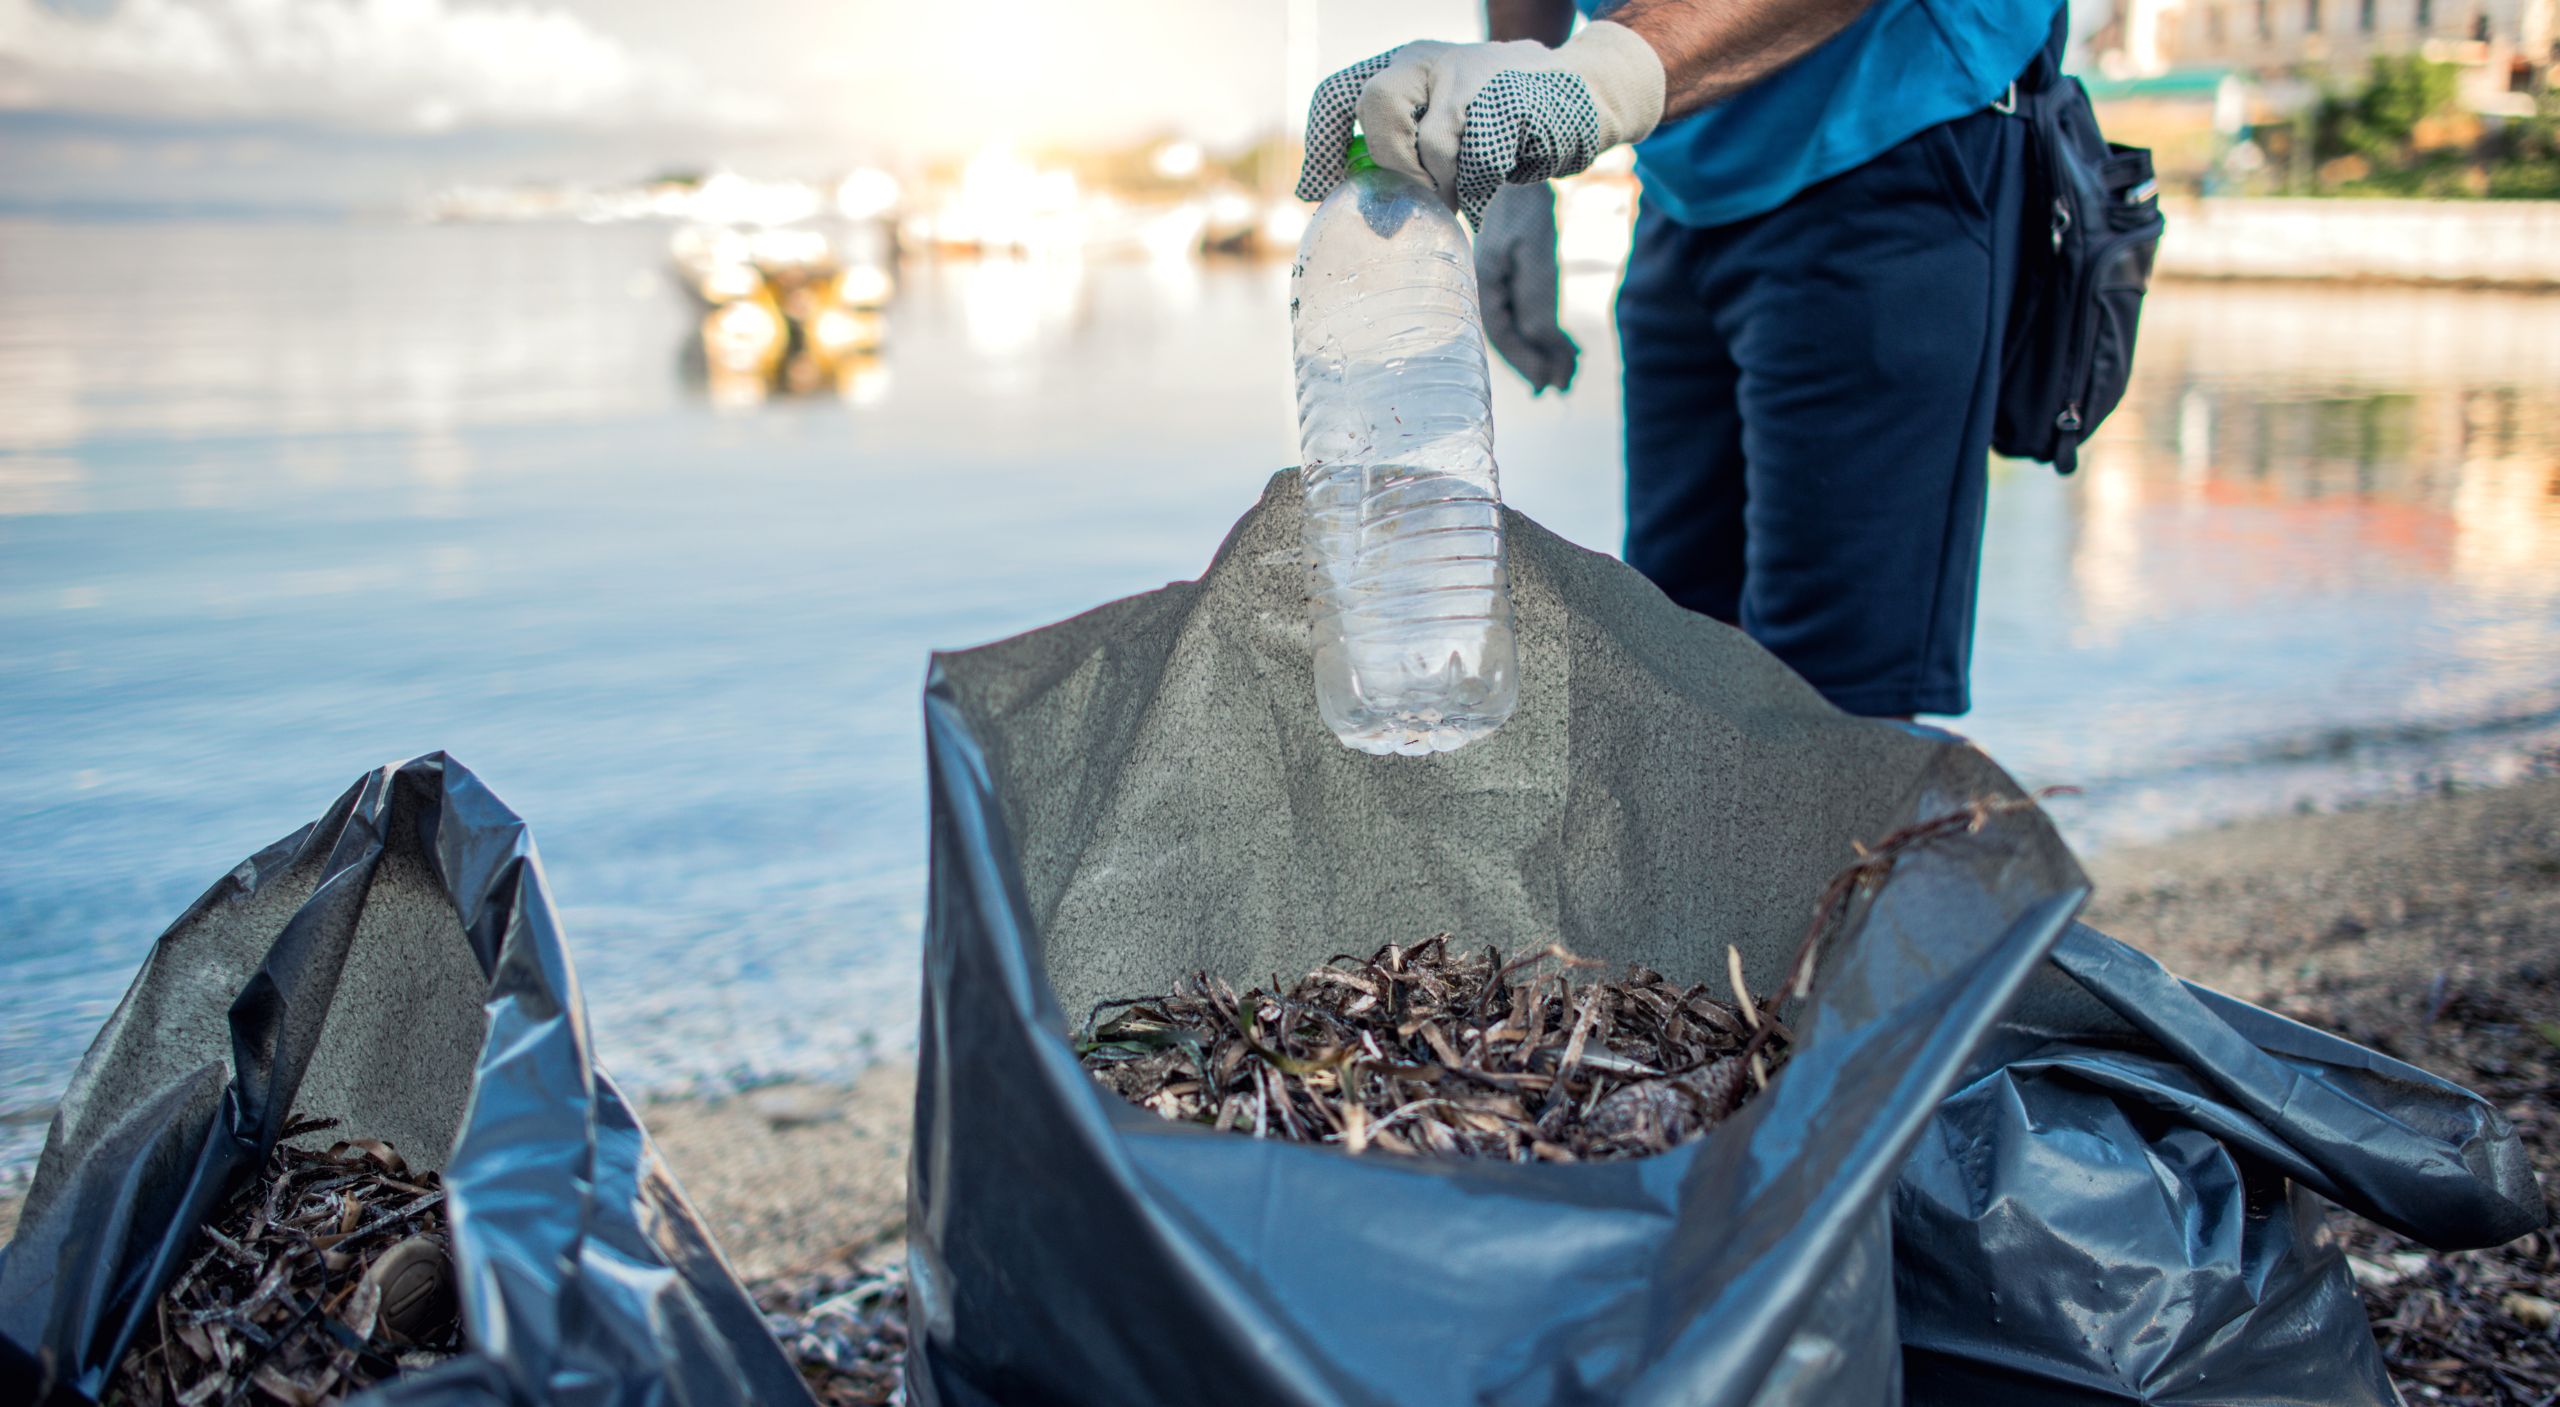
[1993,28,2166,475]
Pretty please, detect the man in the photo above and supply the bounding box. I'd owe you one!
[1297,0,2066,719]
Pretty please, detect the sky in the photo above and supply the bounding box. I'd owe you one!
[0,0,1491,211]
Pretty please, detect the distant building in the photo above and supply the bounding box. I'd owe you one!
[2092,0,2552,115]
[2078,0,2553,190]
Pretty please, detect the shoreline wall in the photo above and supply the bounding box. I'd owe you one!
[2156,198,2560,290]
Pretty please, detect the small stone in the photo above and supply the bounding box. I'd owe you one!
[748,1086,847,1130]
[2348,1252,2434,1289]
[366,1236,459,1345]
[1585,1082,1693,1146]
[2503,1292,2558,1328]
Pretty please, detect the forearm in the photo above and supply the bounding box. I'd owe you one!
[1486,0,1575,45]
[1601,0,1875,118]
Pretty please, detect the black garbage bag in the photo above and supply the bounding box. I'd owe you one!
[0,754,814,1407]
[1896,922,2546,1406]
[911,472,2092,1407]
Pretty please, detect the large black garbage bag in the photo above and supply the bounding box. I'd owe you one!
[0,754,813,1407]
[911,472,2092,1407]
[1896,922,2547,1405]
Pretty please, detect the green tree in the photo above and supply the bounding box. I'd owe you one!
[2485,88,2560,198]
[2314,55,2460,162]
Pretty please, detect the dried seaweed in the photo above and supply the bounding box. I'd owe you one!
[1078,938,1785,1162]
[2282,976,2560,1406]
[105,1116,460,1407]
[754,1260,907,1407]
[1076,797,2053,1163]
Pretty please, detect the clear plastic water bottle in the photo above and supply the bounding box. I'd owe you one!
[1291,137,1518,757]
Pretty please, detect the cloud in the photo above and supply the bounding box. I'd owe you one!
[0,0,772,130]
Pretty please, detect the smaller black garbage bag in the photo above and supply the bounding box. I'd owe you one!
[912,473,2091,1407]
[0,754,814,1407]
[1896,922,2548,1406]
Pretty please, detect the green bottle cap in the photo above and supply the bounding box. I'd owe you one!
[1345,133,1378,176]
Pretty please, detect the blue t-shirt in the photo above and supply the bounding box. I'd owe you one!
[1583,0,2063,228]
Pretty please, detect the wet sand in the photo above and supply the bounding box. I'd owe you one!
[0,1068,918,1277]
[2083,774,2560,1006]
[7,775,2553,1337]
[642,1069,914,1282]
[2085,774,2560,1403]
[633,773,2559,1282]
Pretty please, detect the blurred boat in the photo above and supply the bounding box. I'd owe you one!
[671,224,848,306]
[679,222,893,409]
[803,303,887,363]
[1199,189,1260,256]
[834,264,893,311]
[701,296,787,367]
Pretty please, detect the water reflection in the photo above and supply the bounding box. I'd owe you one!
[956,253,1089,365]
[671,223,894,408]
[0,221,688,455]
[1,215,2556,1192]
[1965,283,2560,847]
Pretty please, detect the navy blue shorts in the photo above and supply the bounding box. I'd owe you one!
[1618,104,2027,717]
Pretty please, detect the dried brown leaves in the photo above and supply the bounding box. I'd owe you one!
[2349,1219,2560,1406]
[107,1116,460,1407]
[1075,796,2063,1163]
[2286,979,2560,1406]
[1078,938,1787,1163]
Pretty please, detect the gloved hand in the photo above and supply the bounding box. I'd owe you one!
[1295,23,1664,227]
[1475,182,1577,393]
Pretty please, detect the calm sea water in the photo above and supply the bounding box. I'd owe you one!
[2,216,2555,1186]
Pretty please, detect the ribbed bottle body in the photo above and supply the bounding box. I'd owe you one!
[1292,167,1516,756]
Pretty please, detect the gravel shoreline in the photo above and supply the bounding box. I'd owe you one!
[636,774,2559,1281]
[2085,773,2560,1404]
[670,773,2560,1403]
[641,1069,913,1281]
[5,774,2552,1396]
[644,773,2560,1404]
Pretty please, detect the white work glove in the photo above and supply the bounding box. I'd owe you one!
[1295,23,1665,228]
[1475,183,1577,393]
